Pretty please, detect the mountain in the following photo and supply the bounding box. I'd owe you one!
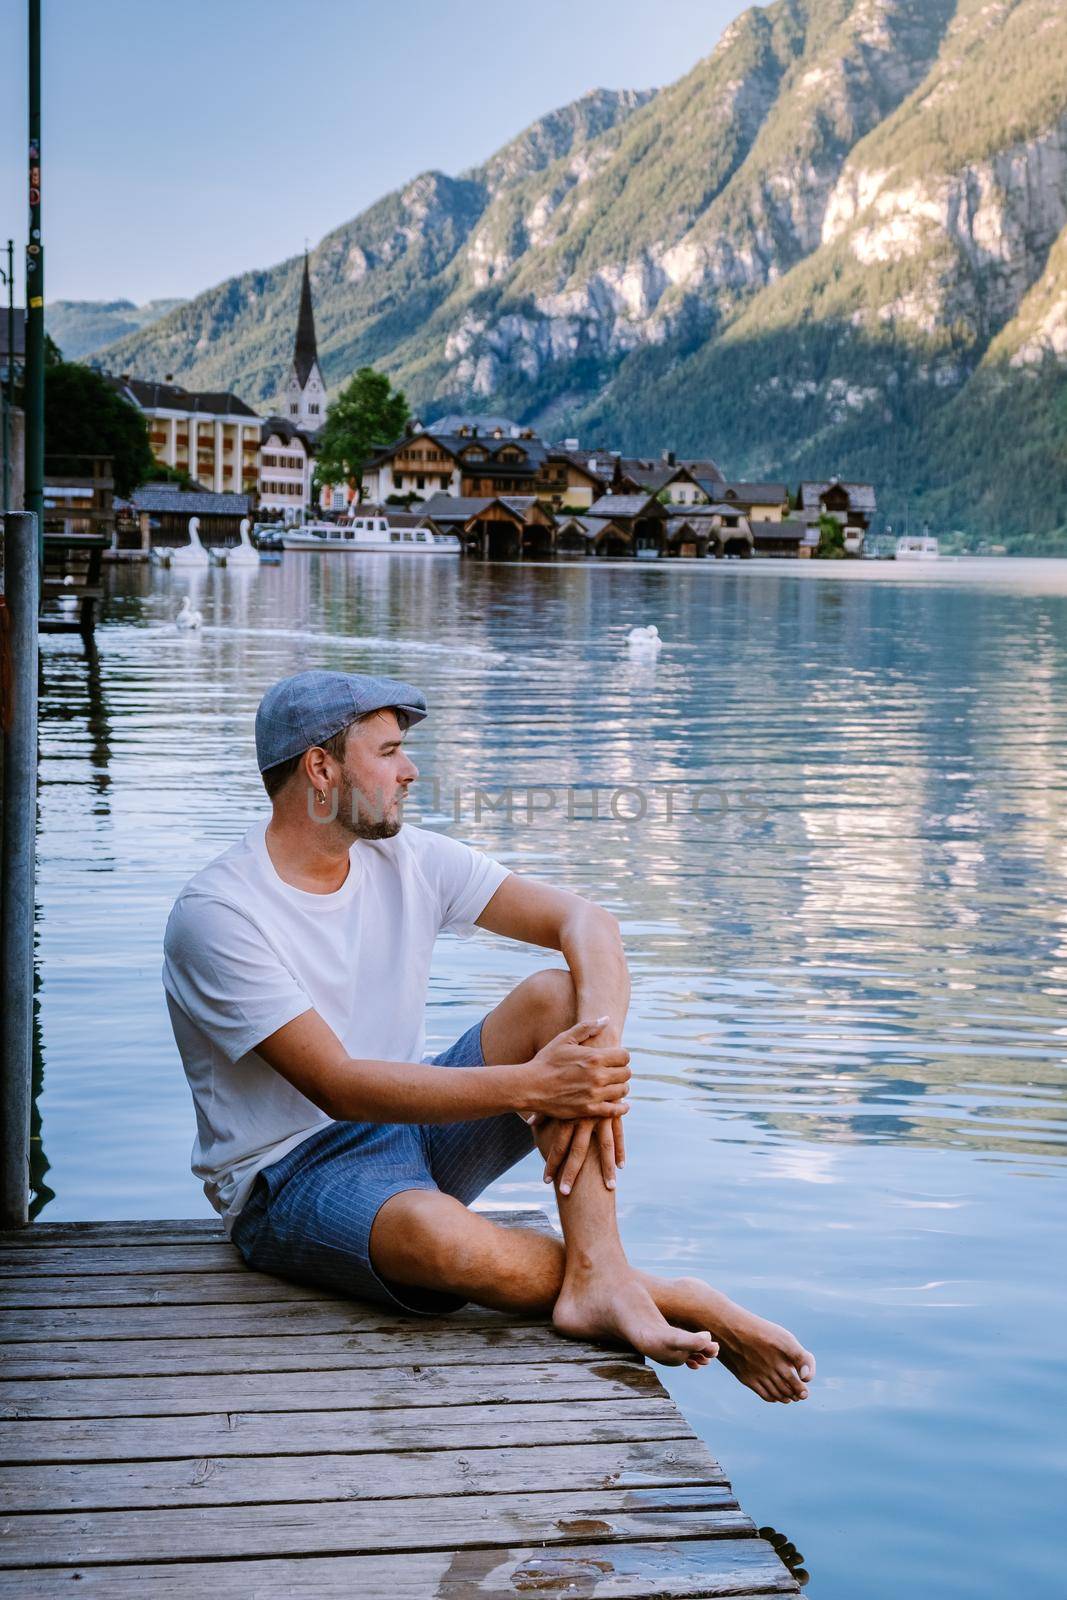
[93,0,1067,546]
[47,299,185,361]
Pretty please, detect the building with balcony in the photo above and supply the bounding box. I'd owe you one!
[363,417,547,503]
[104,374,261,497]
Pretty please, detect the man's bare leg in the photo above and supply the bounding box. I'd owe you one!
[371,968,814,1392]
[371,1152,716,1369]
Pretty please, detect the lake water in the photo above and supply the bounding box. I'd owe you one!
[34,555,1067,1598]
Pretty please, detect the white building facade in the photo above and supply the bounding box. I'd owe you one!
[258,418,313,522]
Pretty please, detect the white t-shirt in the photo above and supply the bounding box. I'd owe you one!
[162,819,510,1231]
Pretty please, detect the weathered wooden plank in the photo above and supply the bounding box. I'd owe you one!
[0,1323,622,1379]
[1,1396,693,1463]
[0,1207,549,1252]
[0,1539,798,1597]
[0,1486,751,1568]
[0,1244,248,1276]
[0,1270,354,1307]
[0,1437,725,1513]
[0,1270,376,1308]
[0,1220,225,1246]
[0,1357,661,1419]
[0,1298,551,1343]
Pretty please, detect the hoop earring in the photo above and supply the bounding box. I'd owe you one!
[317,790,327,805]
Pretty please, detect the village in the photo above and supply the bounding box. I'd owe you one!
[11,258,877,566]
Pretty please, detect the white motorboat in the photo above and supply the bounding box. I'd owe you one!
[282,516,461,554]
[895,533,939,561]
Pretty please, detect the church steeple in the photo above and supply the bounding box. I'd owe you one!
[293,253,319,387]
[285,251,326,431]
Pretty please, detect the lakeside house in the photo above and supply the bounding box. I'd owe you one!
[363,419,549,503]
[797,480,876,554]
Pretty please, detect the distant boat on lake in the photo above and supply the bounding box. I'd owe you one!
[282,516,461,555]
[895,532,939,561]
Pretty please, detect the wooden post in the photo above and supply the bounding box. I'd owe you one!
[1,511,39,1227]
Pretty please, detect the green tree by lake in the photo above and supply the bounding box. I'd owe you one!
[44,363,155,498]
[314,368,409,500]
[814,512,846,559]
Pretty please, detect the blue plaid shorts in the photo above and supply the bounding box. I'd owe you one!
[229,1016,537,1315]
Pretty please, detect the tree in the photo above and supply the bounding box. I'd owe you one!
[314,367,410,497]
[813,512,846,559]
[44,363,154,497]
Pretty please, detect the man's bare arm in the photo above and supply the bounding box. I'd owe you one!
[476,876,631,1189]
[255,1007,630,1126]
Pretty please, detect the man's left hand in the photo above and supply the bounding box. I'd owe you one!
[537,1112,625,1194]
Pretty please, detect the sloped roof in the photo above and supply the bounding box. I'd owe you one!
[115,484,251,514]
[798,480,877,512]
[618,461,677,492]
[620,457,713,493]
[261,414,313,449]
[372,430,547,470]
[424,414,526,436]
[721,482,789,504]
[679,457,724,482]
[550,450,616,484]
[418,492,541,523]
[665,516,713,539]
[105,373,259,418]
[556,515,601,541]
[587,493,662,520]
[662,503,731,522]
[750,518,807,541]
[293,254,319,387]
[418,493,495,521]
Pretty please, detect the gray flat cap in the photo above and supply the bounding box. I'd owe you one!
[255,669,427,772]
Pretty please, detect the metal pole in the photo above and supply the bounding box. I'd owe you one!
[1,511,39,1228]
[0,241,12,510]
[25,0,44,564]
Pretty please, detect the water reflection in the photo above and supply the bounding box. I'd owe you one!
[31,554,1067,1600]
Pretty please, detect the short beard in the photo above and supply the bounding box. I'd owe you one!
[335,771,403,841]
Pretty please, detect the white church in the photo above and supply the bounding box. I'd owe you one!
[257,255,331,522]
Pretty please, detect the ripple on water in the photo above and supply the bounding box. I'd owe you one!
[31,556,1067,1600]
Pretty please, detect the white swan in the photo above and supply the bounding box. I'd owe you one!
[627,623,662,654]
[226,517,260,567]
[176,595,203,631]
[170,515,211,568]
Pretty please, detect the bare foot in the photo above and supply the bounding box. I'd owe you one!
[553,1265,718,1370]
[646,1274,815,1402]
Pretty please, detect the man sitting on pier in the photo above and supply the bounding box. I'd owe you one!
[163,669,814,1400]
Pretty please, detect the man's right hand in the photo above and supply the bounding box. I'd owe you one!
[518,1018,631,1120]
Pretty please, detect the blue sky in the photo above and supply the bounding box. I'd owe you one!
[0,0,747,305]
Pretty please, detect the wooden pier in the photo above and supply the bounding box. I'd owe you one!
[38,530,107,637]
[0,1208,799,1597]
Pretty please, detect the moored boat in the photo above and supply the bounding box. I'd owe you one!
[282,515,460,554]
[895,533,939,561]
